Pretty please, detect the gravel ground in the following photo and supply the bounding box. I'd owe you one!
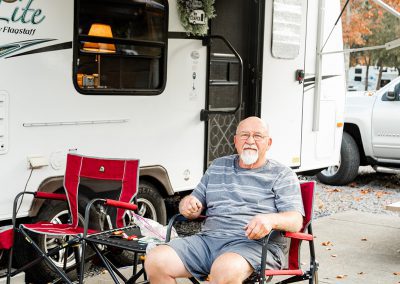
[302,166,400,219]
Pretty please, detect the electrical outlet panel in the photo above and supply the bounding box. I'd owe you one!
[0,92,8,155]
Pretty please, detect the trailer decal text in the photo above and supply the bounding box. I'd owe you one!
[1,26,36,35]
[0,0,45,25]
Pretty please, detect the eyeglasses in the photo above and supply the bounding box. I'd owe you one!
[236,132,267,141]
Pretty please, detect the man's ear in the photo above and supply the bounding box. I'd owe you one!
[234,135,239,153]
[266,137,272,150]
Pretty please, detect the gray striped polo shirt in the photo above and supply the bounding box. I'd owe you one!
[191,155,304,250]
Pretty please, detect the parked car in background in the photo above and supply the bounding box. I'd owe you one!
[317,76,400,185]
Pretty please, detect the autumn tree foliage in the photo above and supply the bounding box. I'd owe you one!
[341,0,400,90]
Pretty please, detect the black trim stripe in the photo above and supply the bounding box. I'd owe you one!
[6,41,72,58]
[304,75,340,88]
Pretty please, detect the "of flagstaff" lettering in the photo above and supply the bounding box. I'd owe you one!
[1,26,36,35]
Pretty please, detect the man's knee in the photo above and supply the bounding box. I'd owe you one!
[145,245,170,274]
[210,252,253,284]
[145,244,191,279]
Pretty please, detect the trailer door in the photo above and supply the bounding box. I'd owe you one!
[260,0,307,168]
[203,0,263,167]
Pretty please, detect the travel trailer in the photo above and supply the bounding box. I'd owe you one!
[347,65,398,91]
[0,0,346,279]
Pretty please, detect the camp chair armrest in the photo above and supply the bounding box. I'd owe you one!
[284,231,314,241]
[260,229,276,275]
[104,199,138,211]
[12,191,68,227]
[34,192,68,201]
[11,191,35,227]
[165,213,206,242]
[259,230,315,282]
[83,198,138,237]
[83,198,106,237]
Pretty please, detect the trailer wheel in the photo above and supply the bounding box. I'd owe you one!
[14,197,98,282]
[316,132,360,185]
[136,181,167,225]
[110,181,167,266]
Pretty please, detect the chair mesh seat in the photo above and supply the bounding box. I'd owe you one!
[21,223,97,236]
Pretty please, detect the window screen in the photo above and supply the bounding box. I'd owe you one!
[74,0,168,95]
[271,0,302,59]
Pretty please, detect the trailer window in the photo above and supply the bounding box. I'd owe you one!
[271,0,302,59]
[74,0,168,95]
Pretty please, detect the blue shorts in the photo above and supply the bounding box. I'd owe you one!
[167,234,284,280]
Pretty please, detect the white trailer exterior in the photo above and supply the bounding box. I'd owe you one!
[0,0,345,236]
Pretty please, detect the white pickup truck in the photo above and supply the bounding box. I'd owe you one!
[317,76,400,185]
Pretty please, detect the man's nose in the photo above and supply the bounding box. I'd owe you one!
[246,135,256,142]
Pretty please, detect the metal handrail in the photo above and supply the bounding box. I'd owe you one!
[200,35,243,121]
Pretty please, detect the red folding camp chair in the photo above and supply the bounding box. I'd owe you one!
[257,181,318,284]
[6,153,140,284]
[165,181,317,284]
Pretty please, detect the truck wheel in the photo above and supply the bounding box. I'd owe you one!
[316,132,360,185]
[110,181,167,266]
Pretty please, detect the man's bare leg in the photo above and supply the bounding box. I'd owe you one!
[209,252,253,284]
[145,244,193,284]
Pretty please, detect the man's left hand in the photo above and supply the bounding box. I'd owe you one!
[244,214,273,240]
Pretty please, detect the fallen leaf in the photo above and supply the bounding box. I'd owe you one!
[331,254,337,257]
[394,272,400,275]
[375,191,391,198]
[336,274,347,279]
[327,188,341,193]
[354,197,362,202]
[358,272,365,275]
[360,189,371,194]
[361,237,368,241]
[321,241,333,246]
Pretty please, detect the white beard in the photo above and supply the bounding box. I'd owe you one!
[240,149,259,165]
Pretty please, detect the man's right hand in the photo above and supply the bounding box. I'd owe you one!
[179,195,203,219]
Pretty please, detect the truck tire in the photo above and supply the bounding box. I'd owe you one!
[110,181,167,266]
[14,196,98,283]
[316,132,360,185]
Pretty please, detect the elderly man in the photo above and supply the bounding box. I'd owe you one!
[145,117,304,284]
